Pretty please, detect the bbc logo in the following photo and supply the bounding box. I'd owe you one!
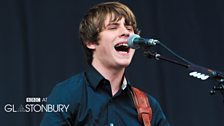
[26,97,41,103]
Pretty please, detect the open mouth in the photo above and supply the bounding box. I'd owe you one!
[114,42,130,53]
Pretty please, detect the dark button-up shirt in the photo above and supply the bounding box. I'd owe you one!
[41,67,170,126]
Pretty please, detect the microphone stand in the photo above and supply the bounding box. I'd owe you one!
[143,47,224,100]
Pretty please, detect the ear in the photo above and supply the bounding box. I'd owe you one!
[85,41,97,50]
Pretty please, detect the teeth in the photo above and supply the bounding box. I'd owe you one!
[115,43,128,47]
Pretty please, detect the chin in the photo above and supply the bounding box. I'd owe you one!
[118,62,131,68]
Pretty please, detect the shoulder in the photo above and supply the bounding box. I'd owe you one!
[41,73,86,126]
[141,91,163,115]
[47,72,85,105]
[147,94,161,109]
[54,73,85,92]
[130,86,161,109]
[145,93,170,126]
[130,86,161,110]
[130,86,170,125]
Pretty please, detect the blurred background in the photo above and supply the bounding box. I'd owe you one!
[1,0,224,125]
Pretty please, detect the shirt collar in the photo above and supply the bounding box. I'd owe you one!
[85,66,104,89]
[85,66,131,90]
[121,77,128,90]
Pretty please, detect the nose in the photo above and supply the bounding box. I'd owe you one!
[120,25,130,38]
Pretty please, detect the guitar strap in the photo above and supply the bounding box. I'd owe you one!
[131,87,152,126]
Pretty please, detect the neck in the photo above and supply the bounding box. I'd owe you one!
[92,62,125,96]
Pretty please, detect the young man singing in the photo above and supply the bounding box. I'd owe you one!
[41,2,170,126]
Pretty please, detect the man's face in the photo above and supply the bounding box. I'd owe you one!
[87,15,135,70]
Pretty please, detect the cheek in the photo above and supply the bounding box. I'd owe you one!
[98,44,112,56]
[130,49,135,54]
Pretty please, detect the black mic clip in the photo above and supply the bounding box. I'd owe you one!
[210,76,224,95]
[188,64,224,96]
[210,81,224,95]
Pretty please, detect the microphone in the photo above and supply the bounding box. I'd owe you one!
[128,34,159,49]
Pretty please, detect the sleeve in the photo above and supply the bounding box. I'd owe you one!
[148,95,171,126]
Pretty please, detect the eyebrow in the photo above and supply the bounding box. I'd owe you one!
[104,22,119,29]
[107,22,132,26]
[107,22,119,25]
[104,20,133,29]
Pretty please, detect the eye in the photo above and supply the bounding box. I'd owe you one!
[126,26,133,31]
[107,24,118,30]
